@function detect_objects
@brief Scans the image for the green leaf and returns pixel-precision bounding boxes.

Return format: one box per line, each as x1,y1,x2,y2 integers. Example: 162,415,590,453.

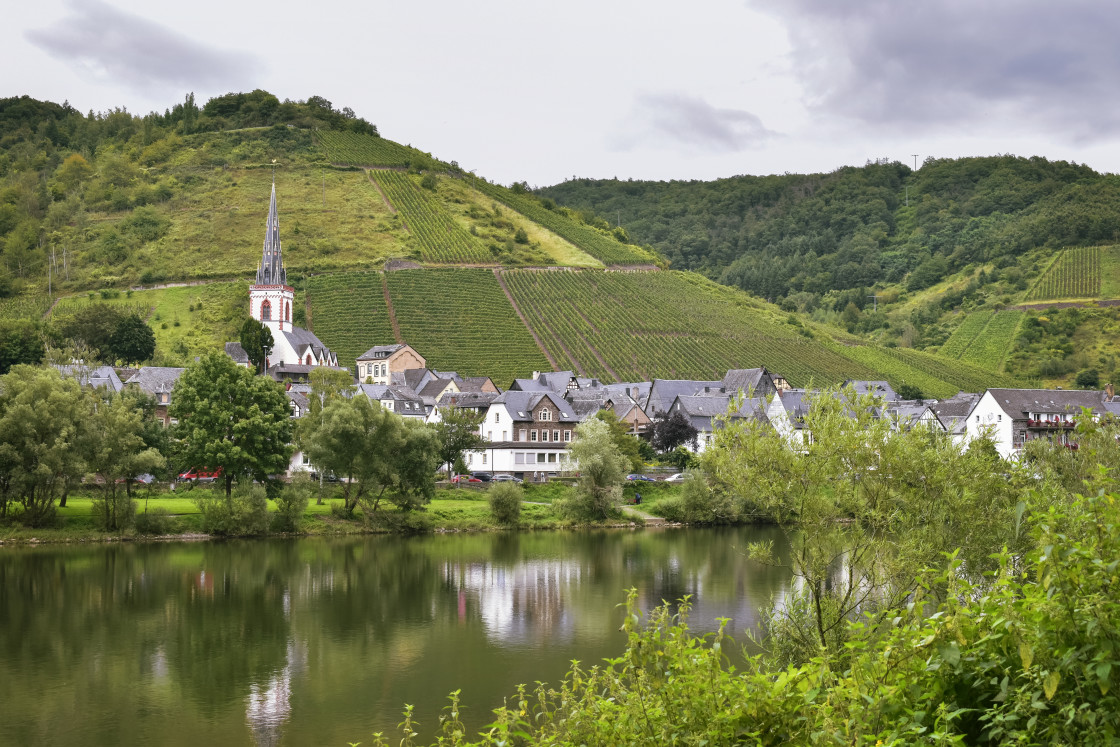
1019,642,1033,670
938,641,960,667
1043,670,1060,700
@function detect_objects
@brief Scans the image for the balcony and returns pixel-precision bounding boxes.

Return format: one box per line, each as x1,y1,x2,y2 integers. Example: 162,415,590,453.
1026,418,1074,429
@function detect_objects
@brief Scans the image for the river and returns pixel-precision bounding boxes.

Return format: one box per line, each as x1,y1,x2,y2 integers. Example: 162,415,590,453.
0,526,792,745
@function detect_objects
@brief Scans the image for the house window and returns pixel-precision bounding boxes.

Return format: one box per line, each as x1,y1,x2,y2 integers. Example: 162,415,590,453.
302,453,309,464
553,430,560,442
548,453,556,463
537,453,546,463
502,431,507,441
541,430,549,442
305,354,312,365
482,453,487,465
261,300,272,320
530,430,538,442
286,302,291,322
519,429,527,441
488,430,493,440
540,409,551,422
494,412,500,423
515,453,525,464
564,430,571,442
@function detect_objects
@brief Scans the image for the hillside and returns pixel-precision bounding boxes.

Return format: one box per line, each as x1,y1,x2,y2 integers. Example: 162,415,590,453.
0,92,1032,394
539,158,1120,387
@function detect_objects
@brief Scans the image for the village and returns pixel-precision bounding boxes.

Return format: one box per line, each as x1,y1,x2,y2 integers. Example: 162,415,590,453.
64,181,1120,480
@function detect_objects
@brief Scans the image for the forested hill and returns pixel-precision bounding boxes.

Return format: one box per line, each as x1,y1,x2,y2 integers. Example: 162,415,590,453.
538,158,1120,303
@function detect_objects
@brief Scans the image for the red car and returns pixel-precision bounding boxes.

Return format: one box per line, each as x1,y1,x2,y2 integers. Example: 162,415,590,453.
178,467,223,482
450,474,481,483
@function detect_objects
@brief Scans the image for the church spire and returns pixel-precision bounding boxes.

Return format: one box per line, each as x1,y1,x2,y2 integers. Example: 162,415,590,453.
254,176,287,286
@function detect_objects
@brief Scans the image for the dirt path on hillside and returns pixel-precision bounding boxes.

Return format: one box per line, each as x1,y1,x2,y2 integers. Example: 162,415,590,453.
493,269,560,370
381,273,403,344
42,278,239,320
1012,299,1120,311
367,170,396,214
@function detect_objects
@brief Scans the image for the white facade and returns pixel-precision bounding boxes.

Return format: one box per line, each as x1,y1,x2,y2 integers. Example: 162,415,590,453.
965,391,1019,459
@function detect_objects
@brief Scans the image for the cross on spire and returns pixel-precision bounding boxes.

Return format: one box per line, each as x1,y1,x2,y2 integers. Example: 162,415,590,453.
255,175,287,286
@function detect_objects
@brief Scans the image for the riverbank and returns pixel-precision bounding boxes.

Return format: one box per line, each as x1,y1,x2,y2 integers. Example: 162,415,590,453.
0,481,682,545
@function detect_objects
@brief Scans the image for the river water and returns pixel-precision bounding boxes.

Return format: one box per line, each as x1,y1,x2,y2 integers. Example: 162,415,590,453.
0,526,792,746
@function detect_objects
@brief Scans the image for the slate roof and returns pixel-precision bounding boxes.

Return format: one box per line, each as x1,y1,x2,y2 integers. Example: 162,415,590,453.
931,392,981,435
224,341,251,365
438,390,500,409
721,368,773,395
55,364,124,392
987,388,1106,418
253,179,287,287
508,378,552,392
458,377,495,393
884,402,944,432
125,367,186,395
646,379,722,415
281,326,335,362
672,394,769,432
287,391,310,417
357,343,405,360
843,380,899,401
493,390,578,421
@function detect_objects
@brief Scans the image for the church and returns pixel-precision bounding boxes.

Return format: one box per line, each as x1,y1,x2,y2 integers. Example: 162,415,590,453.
228,179,339,374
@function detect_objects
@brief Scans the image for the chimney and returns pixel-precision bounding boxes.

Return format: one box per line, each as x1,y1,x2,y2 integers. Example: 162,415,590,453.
1108,383,1115,400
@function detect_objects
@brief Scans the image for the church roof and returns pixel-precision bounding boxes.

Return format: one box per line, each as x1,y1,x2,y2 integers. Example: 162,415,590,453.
254,178,287,287
280,326,334,361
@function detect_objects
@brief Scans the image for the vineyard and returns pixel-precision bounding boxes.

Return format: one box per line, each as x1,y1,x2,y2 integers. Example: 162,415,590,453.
472,180,658,266
502,269,882,386
939,311,995,359
960,311,1023,370
316,131,432,169
384,269,550,383
0,293,51,321
304,274,396,366
835,343,1020,399
1026,246,1101,300
370,170,494,265
938,310,1024,372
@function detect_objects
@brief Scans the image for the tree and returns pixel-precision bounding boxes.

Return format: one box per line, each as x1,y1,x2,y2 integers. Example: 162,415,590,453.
108,313,156,364
0,321,44,373
169,352,293,499
567,418,630,520
432,405,485,477
897,383,925,400
56,303,125,360
651,409,698,453
1075,368,1100,389
301,395,439,517
86,393,166,530
55,153,92,193
593,409,643,471
295,366,355,503
239,318,274,375
0,365,91,525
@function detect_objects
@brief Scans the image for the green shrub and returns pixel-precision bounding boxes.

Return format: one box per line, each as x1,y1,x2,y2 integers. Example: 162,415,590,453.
679,471,737,524
272,474,311,532
194,483,269,536
91,490,135,531
135,507,177,535
369,509,434,534
488,483,523,525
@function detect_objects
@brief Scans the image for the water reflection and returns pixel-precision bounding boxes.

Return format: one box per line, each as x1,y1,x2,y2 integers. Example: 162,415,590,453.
0,526,792,745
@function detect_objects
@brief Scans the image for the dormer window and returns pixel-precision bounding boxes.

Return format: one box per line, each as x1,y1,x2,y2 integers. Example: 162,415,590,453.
539,409,551,422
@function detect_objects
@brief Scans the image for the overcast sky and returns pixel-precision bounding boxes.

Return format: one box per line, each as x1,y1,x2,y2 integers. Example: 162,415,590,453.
6,0,1120,186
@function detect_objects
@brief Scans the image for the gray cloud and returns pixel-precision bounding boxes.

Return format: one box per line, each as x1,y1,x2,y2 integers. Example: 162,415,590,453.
27,0,259,94
754,0,1120,140
616,93,778,153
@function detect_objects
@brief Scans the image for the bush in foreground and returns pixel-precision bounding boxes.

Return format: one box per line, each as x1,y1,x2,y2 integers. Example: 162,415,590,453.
487,483,523,525
354,492,1120,745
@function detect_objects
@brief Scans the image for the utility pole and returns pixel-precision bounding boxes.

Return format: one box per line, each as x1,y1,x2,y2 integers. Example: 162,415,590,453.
911,154,919,170
868,294,880,312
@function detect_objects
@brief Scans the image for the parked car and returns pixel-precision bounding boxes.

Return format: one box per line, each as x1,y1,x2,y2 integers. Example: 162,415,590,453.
116,473,156,485
626,473,657,482
663,473,686,483
450,474,482,483
470,472,493,482
492,474,523,483
178,467,223,482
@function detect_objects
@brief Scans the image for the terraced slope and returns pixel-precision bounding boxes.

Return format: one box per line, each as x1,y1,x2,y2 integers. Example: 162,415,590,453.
473,181,659,266
1026,246,1102,300
304,274,396,366
502,270,878,386
837,344,1020,399
371,170,493,264
938,310,1024,372
317,131,436,169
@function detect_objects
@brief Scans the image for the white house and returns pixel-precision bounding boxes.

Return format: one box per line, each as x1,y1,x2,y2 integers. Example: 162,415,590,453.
965,388,1106,459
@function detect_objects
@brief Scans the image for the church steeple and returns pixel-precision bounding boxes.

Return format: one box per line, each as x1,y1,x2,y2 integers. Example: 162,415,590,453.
255,176,287,286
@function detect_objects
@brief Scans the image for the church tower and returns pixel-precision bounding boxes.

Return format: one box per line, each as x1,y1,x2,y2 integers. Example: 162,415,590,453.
249,177,295,334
